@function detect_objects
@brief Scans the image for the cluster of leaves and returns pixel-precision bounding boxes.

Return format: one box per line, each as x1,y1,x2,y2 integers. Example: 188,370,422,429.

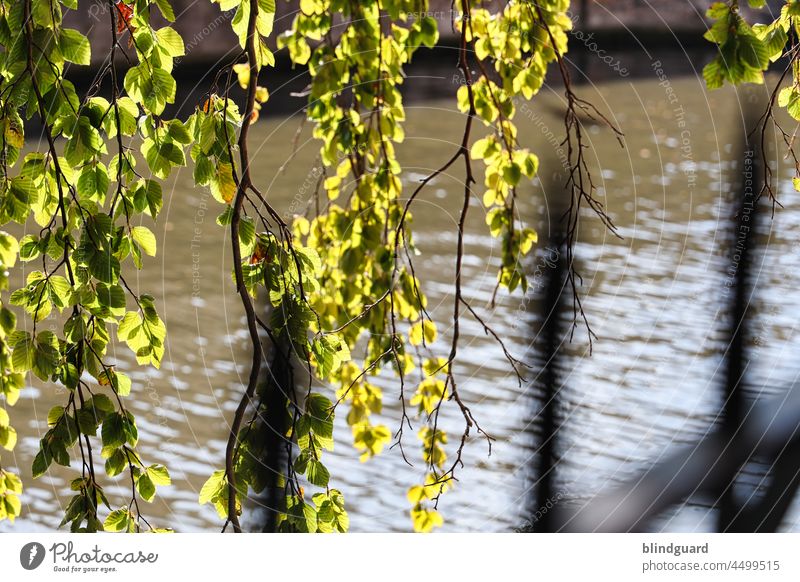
458,3,569,291
193,0,356,533
0,232,24,522
2,0,580,534
200,214,353,532
0,0,180,531
703,1,800,196
703,1,778,89
279,0,460,532
269,0,580,532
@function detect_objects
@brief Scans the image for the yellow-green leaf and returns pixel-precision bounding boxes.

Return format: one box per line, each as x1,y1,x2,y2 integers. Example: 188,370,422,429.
131,226,157,256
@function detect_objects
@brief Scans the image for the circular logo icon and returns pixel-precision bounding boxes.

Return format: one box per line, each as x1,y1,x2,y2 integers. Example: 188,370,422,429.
19,542,45,570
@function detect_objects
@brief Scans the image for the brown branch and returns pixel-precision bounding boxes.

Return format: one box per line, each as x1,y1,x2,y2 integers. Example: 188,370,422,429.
751,41,800,209
531,3,624,352
224,0,262,534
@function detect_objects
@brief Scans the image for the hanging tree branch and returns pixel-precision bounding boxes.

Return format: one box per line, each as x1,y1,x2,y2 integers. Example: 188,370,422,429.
224,0,261,535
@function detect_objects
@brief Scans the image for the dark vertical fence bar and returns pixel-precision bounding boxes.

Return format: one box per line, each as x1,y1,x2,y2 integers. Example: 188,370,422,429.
717,102,763,532
533,90,800,534
531,202,569,532
719,93,800,533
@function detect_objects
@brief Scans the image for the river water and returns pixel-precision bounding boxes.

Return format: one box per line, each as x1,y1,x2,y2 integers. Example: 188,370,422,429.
4,73,800,532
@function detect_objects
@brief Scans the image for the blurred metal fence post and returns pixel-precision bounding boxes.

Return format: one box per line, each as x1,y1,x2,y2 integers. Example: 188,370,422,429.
716,114,761,531
719,92,800,532
545,88,800,533
532,209,568,532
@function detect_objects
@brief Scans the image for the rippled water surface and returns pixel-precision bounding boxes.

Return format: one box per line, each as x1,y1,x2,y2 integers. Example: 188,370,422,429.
4,74,800,532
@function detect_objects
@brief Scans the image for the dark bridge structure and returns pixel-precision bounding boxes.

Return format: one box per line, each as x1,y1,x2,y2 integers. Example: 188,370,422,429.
527,98,800,533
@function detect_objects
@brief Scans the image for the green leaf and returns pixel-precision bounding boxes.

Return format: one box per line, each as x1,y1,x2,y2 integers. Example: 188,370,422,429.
409,319,436,346
0,425,16,451
32,332,60,380
419,16,439,48
151,69,177,109
104,448,126,477
137,473,156,502
306,459,329,488
4,472,22,494
95,282,126,311
754,23,788,62
99,369,131,397
32,0,62,28
198,114,217,154
131,226,157,257
210,162,236,204
47,405,65,427
103,508,131,532
105,97,139,137
32,450,51,478
3,493,20,522
77,164,109,202
143,180,163,218
216,206,233,226
65,116,103,167
303,501,317,532
238,216,255,254
113,373,132,397
154,0,176,21
503,162,522,186
167,120,192,144
156,27,185,57
117,311,142,341
296,246,321,275
142,138,185,179
199,469,225,504
88,249,121,284
91,394,115,416
59,28,91,65
194,155,215,185
125,65,176,115
76,408,99,435
738,34,768,70
11,333,34,373
48,275,72,310
702,58,725,90
146,464,171,486
310,335,350,379
0,307,15,334
19,235,40,262
779,86,800,120
123,411,138,446
306,393,333,421
4,114,24,149
0,232,19,267
101,413,126,449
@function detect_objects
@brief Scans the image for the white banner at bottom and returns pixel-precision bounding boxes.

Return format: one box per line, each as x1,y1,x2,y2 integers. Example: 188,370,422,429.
0,533,797,581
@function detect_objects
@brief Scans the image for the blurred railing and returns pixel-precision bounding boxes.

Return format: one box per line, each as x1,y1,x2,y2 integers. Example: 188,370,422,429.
527,99,800,533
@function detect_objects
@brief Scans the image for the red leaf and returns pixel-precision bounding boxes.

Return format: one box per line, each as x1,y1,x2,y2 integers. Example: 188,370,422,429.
249,243,268,265
115,1,133,35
